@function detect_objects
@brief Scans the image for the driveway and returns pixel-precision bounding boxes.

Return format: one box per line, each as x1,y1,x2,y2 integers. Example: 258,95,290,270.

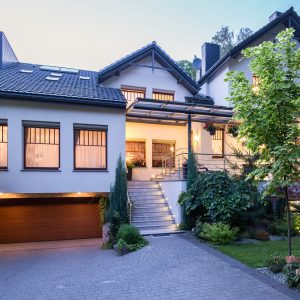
0,234,298,300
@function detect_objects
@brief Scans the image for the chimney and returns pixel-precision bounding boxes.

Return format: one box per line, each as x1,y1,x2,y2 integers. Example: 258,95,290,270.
201,42,220,74
269,11,282,22
192,55,202,81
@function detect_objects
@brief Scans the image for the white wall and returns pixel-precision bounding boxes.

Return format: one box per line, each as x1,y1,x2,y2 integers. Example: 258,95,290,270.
159,180,186,224
0,99,125,194
102,57,193,102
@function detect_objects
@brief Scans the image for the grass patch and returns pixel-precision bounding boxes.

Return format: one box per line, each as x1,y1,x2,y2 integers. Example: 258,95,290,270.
214,237,300,268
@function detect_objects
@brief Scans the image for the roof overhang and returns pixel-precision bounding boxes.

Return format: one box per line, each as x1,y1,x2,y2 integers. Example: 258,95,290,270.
126,98,233,125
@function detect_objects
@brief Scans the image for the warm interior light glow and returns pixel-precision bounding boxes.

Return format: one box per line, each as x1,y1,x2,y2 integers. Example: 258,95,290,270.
194,135,200,143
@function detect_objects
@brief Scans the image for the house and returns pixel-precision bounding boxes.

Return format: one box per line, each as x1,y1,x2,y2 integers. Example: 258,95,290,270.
197,7,300,105
1,7,299,242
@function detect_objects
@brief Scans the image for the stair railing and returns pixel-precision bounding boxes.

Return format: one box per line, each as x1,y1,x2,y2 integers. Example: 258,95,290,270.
127,191,132,224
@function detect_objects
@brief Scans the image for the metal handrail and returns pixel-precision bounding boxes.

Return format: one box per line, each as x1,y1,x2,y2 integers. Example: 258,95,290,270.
127,191,132,224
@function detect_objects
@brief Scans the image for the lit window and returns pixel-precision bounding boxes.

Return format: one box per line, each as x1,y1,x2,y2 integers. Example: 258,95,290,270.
74,127,107,170
252,75,260,93
152,141,175,167
126,141,146,167
212,129,224,158
24,124,60,169
0,121,8,169
121,86,145,103
152,90,174,101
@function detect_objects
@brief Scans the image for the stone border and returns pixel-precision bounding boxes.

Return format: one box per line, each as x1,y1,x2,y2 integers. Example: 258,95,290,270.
180,233,300,300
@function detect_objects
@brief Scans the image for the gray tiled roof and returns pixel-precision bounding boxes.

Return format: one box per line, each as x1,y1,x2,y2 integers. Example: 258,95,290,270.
0,63,126,107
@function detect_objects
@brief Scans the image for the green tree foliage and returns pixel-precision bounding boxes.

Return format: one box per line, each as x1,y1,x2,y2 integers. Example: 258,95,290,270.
177,60,196,80
106,155,128,223
226,28,300,255
187,152,198,190
184,171,260,225
212,26,253,56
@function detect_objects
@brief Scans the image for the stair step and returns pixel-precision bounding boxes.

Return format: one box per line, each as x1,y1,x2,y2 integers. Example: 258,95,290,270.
132,216,173,222
134,224,177,231
129,191,163,196
129,195,165,200
132,220,175,226
132,211,171,217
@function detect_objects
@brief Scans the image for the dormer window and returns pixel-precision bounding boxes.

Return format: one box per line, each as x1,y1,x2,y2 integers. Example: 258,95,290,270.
152,89,174,101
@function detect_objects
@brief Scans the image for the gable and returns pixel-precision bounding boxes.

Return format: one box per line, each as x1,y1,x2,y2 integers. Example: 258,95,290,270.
99,42,199,95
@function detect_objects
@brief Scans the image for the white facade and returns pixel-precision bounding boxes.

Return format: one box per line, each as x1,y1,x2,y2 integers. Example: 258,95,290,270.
102,57,193,102
0,99,125,194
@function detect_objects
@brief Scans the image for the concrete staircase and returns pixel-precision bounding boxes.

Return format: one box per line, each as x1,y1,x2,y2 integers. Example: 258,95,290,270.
128,181,177,235
154,169,181,181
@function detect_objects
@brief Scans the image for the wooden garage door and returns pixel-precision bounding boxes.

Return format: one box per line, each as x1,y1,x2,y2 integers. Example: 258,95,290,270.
0,199,101,243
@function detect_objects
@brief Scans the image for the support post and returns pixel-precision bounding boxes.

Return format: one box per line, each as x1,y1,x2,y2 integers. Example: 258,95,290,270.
188,113,192,154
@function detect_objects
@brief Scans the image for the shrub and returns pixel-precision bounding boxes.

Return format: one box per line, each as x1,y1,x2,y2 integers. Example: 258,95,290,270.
265,253,286,273
182,171,260,226
106,155,128,223
98,197,108,225
108,211,121,245
269,214,300,237
117,224,142,245
255,230,270,241
198,222,238,245
283,262,300,288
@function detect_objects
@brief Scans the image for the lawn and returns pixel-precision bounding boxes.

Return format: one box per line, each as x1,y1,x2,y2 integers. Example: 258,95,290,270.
215,237,300,268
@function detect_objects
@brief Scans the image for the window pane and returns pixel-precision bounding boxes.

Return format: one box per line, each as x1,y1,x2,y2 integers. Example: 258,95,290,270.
74,129,107,169
25,127,60,168
212,129,224,157
153,92,174,101
152,142,175,167
126,141,146,167
0,125,8,168
121,88,145,104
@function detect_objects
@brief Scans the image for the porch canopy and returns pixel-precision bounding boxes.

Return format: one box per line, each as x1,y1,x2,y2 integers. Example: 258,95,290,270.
126,98,234,151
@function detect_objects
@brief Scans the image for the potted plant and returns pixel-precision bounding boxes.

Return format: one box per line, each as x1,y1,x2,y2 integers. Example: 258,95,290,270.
203,122,216,136
227,124,239,137
126,161,135,181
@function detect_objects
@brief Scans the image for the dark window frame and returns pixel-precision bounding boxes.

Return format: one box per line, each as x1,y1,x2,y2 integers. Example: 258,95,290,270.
23,122,60,170
0,120,8,170
152,141,175,168
73,126,108,171
121,86,146,102
212,128,224,158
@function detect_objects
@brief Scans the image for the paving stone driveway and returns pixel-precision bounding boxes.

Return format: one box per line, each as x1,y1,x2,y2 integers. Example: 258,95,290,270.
0,234,298,300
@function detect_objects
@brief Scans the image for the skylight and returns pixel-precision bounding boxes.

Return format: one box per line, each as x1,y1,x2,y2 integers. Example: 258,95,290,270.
20,69,33,73
40,65,60,71
79,76,90,80
60,67,79,74
46,76,60,81
50,73,63,77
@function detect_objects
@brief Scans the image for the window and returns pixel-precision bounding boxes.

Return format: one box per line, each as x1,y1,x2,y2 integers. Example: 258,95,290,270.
121,86,145,103
74,125,107,170
212,129,224,158
0,121,8,169
126,141,146,167
152,141,175,167
152,90,174,101
24,123,60,169
252,75,260,93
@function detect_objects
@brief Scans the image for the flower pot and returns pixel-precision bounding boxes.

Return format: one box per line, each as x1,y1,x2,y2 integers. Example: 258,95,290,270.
209,128,216,135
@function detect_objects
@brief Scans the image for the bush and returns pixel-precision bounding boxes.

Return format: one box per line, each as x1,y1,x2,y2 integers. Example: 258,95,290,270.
265,253,286,273
283,262,300,288
255,230,270,241
198,222,238,245
182,171,261,226
108,211,121,245
269,214,300,237
117,224,143,245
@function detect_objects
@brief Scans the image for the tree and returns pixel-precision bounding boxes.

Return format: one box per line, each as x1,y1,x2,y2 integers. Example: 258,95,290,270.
226,28,300,255
106,155,129,223
237,27,253,44
177,60,196,80
212,26,253,56
212,26,234,56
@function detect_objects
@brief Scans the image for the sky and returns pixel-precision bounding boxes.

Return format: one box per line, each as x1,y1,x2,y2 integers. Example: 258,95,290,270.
1,0,299,71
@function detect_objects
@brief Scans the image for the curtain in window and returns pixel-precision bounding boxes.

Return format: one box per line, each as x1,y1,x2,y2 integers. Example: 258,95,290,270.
74,129,106,169
0,125,8,168
25,127,59,168
126,141,146,167
152,92,174,101
212,129,224,157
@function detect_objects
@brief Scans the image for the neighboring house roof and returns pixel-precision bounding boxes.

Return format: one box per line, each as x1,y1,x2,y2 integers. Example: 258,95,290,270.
0,32,18,69
0,63,126,108
99,41,200,95
185,94,214,105
197,7,300,85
